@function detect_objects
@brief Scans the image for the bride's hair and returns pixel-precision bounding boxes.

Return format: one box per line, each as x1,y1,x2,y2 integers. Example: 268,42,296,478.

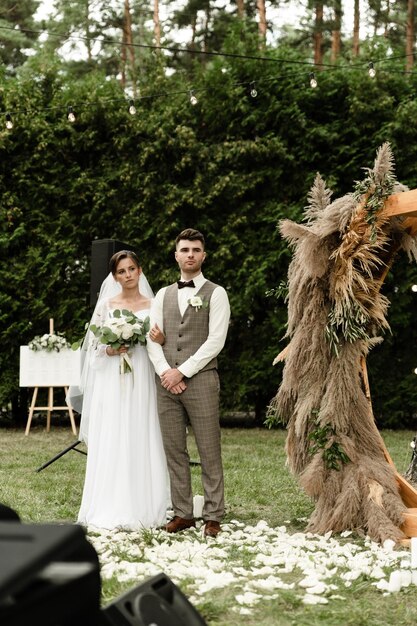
109,250,141,275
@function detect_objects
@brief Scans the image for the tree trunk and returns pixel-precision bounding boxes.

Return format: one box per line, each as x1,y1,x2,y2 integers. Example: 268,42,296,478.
331,0,342,62
153,0,161,49
257,0,267,47
352,0,360,56
237,0,245,18
406,0,415,71
190,15,197,50
85,0,92,62
203,5,211,55
384,0,391,38
372,0,381,36
122,0,136,95
314,2,324,66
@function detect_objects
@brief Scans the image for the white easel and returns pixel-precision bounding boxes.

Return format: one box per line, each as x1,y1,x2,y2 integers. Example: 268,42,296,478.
23,319,78,436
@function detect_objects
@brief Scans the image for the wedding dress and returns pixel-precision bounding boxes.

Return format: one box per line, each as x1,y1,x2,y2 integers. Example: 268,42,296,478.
77,301,168,530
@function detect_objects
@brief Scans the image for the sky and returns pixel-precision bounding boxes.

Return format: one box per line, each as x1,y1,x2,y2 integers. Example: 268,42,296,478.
33,0,368,61
34,0,366,38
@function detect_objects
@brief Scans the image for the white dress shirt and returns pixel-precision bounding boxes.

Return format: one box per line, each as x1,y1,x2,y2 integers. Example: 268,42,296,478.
147,272,230,378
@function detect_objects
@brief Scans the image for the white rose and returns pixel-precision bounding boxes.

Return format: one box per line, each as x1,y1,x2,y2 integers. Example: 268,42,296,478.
121,324,134,340
108,319,124,333
189,296,203,308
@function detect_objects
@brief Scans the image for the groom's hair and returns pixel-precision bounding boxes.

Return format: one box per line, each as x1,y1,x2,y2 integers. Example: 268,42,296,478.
175,228,205,248
109,250,141,275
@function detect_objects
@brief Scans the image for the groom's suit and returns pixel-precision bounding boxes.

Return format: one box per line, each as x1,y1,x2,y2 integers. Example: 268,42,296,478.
147,273,230,522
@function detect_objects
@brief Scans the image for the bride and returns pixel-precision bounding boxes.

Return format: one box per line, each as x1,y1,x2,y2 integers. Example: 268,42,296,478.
72,250,168,530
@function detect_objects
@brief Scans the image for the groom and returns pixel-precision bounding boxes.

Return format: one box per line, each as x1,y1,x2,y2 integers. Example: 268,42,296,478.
147,228,230,537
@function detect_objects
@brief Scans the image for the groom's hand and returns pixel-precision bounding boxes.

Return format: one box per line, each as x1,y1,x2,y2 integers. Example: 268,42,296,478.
161,368,184,391
169,381,187,395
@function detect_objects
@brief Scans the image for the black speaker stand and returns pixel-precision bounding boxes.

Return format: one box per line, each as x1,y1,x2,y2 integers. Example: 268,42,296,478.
36,440,87,473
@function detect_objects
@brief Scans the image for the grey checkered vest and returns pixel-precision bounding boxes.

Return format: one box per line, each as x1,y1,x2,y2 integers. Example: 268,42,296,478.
162,280,218,373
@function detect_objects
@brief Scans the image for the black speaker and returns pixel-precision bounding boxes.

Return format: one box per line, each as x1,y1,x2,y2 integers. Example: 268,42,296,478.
0,521,103,626
90,239,136,307
0,503,20,521
103,573,207,626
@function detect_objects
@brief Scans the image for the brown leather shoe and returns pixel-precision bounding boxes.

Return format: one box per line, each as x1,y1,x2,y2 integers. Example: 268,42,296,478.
166,516,196,533
204,520,221,537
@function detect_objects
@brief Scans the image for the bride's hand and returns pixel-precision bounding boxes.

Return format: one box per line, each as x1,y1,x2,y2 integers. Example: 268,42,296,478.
150,323,165,345
106,346,128,356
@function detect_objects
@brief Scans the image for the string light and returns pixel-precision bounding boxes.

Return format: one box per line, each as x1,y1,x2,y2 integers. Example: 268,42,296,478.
411,284,417,292
0,57,414,124
414,367,417,375
128,99,137,115
5,112,13,130
368,62,376,78
67,106,76,123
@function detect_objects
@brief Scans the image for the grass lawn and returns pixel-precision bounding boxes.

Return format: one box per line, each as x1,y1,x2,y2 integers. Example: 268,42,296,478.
0,424,416,625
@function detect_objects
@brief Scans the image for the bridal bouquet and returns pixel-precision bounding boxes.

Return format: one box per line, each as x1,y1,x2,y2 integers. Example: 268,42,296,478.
90,309,150,374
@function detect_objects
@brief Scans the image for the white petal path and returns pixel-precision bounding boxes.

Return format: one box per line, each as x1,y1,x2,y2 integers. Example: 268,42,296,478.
87,519,416,615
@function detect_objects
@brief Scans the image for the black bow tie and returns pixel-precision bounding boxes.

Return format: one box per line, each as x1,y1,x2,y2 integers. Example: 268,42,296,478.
177,280,195,289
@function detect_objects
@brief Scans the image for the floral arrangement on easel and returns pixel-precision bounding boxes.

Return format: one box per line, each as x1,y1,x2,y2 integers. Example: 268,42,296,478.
28,318,70,353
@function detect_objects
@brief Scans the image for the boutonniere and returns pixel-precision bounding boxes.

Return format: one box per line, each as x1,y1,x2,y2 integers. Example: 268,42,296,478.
188,295,209,311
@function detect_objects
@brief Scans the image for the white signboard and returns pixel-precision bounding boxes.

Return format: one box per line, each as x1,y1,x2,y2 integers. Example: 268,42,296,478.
19,347,81,387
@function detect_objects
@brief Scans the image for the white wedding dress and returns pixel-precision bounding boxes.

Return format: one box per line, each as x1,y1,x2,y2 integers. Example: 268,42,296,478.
77,305,168,530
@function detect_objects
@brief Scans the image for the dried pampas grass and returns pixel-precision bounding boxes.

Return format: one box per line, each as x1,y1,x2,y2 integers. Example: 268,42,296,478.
269,143,417,542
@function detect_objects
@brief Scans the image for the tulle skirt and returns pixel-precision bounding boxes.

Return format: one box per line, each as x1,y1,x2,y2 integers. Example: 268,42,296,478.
78,340,168,530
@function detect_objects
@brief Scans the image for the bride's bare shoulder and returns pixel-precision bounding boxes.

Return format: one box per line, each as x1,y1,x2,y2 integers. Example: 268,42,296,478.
108,296,124,308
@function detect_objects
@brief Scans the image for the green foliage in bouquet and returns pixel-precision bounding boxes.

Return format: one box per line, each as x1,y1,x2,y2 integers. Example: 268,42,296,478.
90,309,150,351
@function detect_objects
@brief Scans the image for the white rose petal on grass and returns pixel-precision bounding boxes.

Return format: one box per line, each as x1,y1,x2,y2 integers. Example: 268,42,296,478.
235,591,263,606
341,570,362,581
369,566,386,579
249,577,294,591
306,582,328,595
233,607,253,615
196,571,237,594
401,570,412,587
383,539,396,552
298,576,322,588
303,594,329,605
251,565,275,576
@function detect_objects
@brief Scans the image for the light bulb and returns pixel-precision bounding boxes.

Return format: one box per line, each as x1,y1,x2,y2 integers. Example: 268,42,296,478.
368,62,376,78
309,72,318,88
5,112,13,130
412,284,417,292
250,82,257,98
67,106,76,123
414,367,417,375
128,99,136,115
189,91,198,106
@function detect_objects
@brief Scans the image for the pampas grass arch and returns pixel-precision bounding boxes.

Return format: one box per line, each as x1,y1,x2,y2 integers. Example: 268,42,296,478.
270,143,417,543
